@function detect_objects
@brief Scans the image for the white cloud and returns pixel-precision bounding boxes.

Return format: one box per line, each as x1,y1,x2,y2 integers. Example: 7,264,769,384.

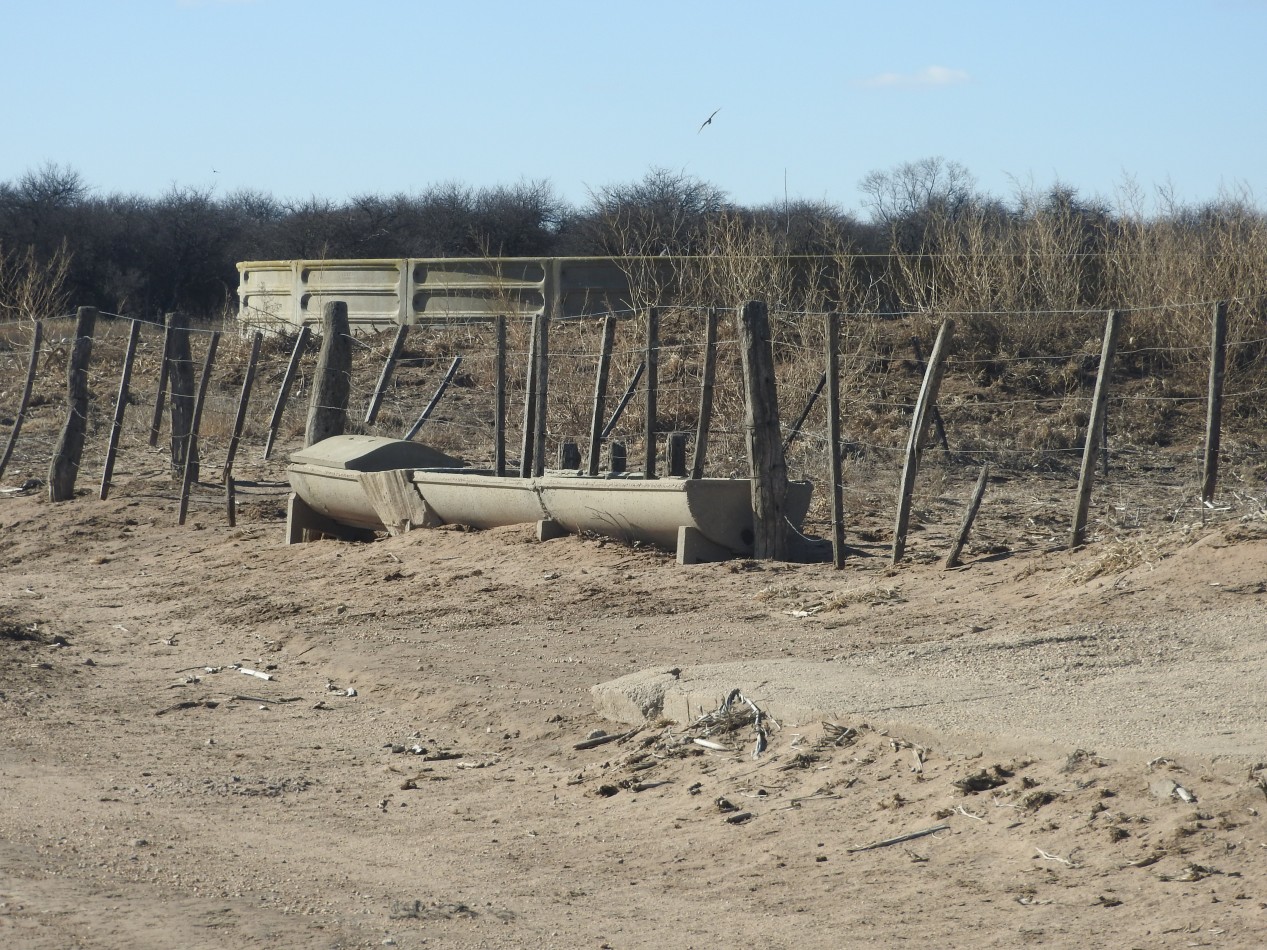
862,66,970,89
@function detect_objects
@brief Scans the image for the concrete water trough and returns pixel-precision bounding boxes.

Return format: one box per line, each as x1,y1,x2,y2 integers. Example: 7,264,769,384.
286,435,814,563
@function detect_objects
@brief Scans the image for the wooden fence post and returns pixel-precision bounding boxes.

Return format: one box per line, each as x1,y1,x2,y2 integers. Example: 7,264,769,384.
48,307,97,501
1070,309,1122,548
520,314,539,477
0,318,42,481
892,317,954,564
262,325,309,460
404,355,462,440
690,307,719,480
586,315,616,476
100,318,141,499
221,330,262,481
364,323,409,425
1201,300,1229,503
910,334,950,455
825,312,846,569
944,463,990,569
608,440,626,474
494,315,507,476
306,302,351,447
148,315,172,447
737,300,788,560
558,440,581,469
167,311,195,479
532,312,550,477
601,361,645,440
643,306,659,479
177,331,220,525
666,431,688,477
782,372,827,455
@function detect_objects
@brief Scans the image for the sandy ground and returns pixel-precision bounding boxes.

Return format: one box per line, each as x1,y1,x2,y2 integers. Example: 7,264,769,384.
3,476,1267,949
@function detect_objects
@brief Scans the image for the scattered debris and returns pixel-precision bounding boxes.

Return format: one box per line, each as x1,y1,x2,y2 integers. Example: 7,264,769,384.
847,823,952,854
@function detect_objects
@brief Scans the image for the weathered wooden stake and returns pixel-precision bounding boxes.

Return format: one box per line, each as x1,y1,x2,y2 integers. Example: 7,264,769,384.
177,331,220,525
520,314,539,477
944,464,990,569
643,306,660,479
48,307,97,501
0,318,42,481
601,361,645,440
690,307,719,480
405,355,463,440
225,476,236,527
1201,300,1229,503
608,440,626,474
782,372,827,455
306,302,352,447
892,318,955,564
532,313,550,477
221,330,262,481
737,301,788,560
262,325,310,460
910,334,951,455
558,440,581,469
825,312,846,569
586,315,616,476
494,315,507,476
666,432,688,477
364,323,409,424
1071,309,1122,548
148,315,173,447
100,319,142,499
167,312,195,479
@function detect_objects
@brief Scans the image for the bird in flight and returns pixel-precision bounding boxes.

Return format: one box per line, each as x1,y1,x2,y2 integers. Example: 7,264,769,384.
697,108,721,133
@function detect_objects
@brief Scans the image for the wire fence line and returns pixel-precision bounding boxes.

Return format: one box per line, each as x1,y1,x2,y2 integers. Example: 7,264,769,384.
1,300,1264,557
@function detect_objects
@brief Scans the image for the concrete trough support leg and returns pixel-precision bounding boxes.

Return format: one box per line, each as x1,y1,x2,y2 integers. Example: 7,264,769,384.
676,525,733,565
287,492,356,544
537,519,567,542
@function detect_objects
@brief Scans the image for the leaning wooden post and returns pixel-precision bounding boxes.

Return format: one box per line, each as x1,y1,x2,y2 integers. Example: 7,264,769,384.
1070,309,1122,548
167,311,195,479
262,325,310,460
404,355,462,440
532,311,550,477
305,301,351,447
944,463,990,569
782,372,827,455
910,335,950,455
0,318,42,481
737,301,789,560
100,318,142,499
643,306,660,479
1201,300,1229,504
220,330,262,482
364,323,409,425
690,307,719,480
586,315,616,476
494,315,507,476
892,317,954,564
825,312,846,569
48,306,97,501
177,331,221,525
148,314,173,447
519,314,539,478
601,361,645,440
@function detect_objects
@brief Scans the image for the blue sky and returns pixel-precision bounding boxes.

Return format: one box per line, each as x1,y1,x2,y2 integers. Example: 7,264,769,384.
3,0,1265,216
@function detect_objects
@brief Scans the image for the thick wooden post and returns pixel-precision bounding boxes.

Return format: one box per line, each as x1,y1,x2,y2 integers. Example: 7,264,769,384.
608,440,626,474
825,312,846,569
167,311,195,479
944,464,990,569
586,315,616,476
405,355,462,440
177,331,220,524
221,330,262,481
643,306,659,479
0,318,42,481
532,312,550,477
306,302,351,447
364,323,409,424
262,325,309,460
892,317,954,564
558,440,582,469
148,315,173,447
100,318,142,499
666,432,688,477
520,314,539,477
690,307,719,480
737,301,788,560
48,307,97,501
1201,301,1229,503
1071,310,1122,548
494,315,507,476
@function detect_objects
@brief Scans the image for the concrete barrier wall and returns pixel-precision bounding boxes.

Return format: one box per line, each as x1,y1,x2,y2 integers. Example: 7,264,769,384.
238,257,645,334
